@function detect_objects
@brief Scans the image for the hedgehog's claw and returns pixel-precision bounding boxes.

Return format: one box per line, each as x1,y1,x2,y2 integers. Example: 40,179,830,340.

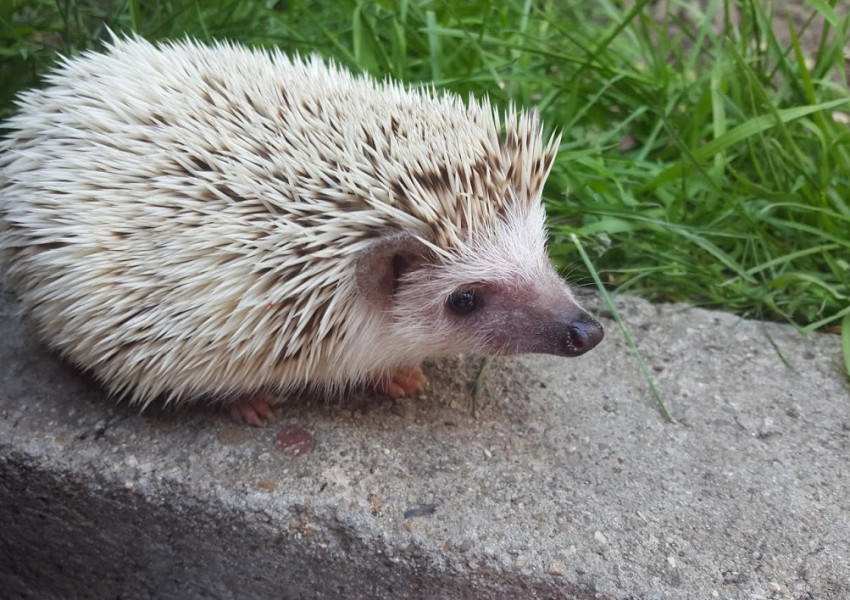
229,392,276,427
373,365,427,398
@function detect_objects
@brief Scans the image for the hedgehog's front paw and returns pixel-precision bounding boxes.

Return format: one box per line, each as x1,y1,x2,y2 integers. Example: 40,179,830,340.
228,391,277,426
372,365,427,398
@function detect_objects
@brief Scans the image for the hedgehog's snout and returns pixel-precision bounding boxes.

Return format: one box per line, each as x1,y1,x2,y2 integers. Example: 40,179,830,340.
562,313,604,356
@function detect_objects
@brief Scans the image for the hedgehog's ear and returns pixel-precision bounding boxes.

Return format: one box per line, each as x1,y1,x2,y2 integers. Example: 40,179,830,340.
355,231,433,309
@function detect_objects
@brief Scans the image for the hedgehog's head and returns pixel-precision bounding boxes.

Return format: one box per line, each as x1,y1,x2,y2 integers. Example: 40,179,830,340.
354,199,603,365
344,103,602,371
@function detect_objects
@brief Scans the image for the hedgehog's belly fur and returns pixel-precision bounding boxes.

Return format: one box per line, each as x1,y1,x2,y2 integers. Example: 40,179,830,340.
4,227,411,406
6,235,353,404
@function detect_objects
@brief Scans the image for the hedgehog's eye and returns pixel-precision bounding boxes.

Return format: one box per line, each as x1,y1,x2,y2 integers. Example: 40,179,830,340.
447,290,479,315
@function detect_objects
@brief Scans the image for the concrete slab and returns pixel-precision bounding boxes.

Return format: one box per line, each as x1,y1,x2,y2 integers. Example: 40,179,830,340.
1,288,848,599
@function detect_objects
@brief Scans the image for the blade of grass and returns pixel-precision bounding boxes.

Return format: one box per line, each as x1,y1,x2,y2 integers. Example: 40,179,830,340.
842,312,850,380
802,303,850,334
641,98,850,191
425,9,441,80
571,233,677,423
286,0,357,65
804,0,842,29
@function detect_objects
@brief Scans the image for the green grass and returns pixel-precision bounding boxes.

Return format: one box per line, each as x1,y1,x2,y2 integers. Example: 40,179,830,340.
2,0,849,376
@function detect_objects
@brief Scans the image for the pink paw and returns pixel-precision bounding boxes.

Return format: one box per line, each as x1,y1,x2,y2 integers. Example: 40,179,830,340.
372,365,427,398
228,391,276,426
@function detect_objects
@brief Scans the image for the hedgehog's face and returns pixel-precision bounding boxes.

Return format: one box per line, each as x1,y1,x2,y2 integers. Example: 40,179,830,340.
386,256,603,361
438,278,603,357
355,205,603,365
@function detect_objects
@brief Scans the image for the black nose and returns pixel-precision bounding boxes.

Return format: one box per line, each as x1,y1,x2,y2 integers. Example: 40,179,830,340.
563,314,604,356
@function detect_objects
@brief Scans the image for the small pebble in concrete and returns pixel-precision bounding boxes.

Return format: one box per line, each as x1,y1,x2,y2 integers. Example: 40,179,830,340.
403,503,440,519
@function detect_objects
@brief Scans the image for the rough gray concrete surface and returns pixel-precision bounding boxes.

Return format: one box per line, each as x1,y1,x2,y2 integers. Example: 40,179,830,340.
1,287,848,600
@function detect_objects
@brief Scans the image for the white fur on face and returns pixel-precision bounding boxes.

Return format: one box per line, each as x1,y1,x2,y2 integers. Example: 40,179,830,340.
355,200,583,371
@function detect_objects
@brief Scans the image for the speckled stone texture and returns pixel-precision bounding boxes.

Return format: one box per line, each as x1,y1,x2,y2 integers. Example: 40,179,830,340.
1,286,848,599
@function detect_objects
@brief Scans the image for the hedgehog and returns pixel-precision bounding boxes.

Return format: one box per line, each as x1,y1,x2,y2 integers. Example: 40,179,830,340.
0,35,603,425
